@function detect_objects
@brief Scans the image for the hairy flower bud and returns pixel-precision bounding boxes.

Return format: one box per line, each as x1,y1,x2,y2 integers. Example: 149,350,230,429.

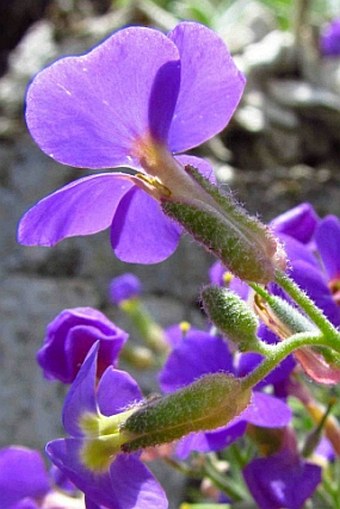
121,373,251,452
163,166,286,284
202,285,259,351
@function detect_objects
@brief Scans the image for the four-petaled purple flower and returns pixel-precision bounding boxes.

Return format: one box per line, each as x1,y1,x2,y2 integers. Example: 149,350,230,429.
0,446,83,508
37,307,128,383
18,22,245,264
46,343,168,509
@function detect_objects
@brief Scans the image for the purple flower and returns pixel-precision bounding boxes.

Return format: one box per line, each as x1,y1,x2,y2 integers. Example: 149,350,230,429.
0,446,50,509
158,330,291,458
37,307,128,384
109,273,142,305
271,202,319,245
320,19,340,56
18,22,245,264
243,449,321,509
46,343,167,509
271,207,340,382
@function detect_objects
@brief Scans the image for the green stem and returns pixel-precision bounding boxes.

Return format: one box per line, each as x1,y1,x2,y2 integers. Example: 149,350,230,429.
275,270,340,348
204,455,244,501
240,331,325,391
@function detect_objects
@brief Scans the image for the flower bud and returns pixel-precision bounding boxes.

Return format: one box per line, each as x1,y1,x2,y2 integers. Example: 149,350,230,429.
162,165,286,284
37,307,128,383
121,373,251,452
109,273,142,305
202,285,259,351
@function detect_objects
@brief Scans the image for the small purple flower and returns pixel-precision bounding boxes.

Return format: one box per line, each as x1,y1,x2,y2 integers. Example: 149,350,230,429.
320,19,340,57
243,449,321,509
18,22,245,264
109,273,143,305
0,446,50,509
37,307,128,383
271,204,340,382
46,343,167,509
159,330,292,458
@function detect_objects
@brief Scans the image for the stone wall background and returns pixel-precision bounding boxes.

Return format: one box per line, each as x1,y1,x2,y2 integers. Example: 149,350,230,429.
0,1,339,505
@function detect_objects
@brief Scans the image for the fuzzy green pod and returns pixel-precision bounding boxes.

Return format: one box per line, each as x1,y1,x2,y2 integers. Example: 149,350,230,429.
162,165,286,284
202,285,260,351
121,373,251,452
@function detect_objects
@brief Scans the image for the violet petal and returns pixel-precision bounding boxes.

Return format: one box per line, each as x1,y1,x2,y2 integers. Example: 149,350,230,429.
18,173,133,246
97,367,142,417
168,22,245,152
26,27,180,168
0,447,50,509
110,187,181,264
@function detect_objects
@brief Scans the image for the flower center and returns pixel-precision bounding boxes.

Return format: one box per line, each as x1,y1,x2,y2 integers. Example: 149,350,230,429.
79,409,138,472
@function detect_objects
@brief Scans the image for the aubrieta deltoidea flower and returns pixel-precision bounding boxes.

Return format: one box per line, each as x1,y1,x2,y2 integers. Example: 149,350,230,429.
0,445,83,508
37,307,128,383
18,22,245,264
46,343,167,509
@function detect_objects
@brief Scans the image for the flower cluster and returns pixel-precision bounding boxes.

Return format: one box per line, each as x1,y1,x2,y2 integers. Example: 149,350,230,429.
8,13,340,509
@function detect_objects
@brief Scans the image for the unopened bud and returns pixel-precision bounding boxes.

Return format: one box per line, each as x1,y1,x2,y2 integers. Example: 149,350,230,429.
202,286,259,352
121,373,251,452
163,166,286,284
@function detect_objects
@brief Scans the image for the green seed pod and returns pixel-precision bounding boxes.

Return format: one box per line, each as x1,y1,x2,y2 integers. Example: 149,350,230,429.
202,285,259,351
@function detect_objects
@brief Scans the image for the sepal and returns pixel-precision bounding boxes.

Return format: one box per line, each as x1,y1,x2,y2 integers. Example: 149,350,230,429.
121,374,251,451
162,165,286,284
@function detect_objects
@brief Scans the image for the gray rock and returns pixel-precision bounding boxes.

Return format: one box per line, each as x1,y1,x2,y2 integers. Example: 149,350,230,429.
241,30,296,76
217,0,277,54
0,275,99,448
268,79,340,112
0,21,57,116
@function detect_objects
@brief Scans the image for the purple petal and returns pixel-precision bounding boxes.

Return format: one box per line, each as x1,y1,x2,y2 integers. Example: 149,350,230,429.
46,439,117,509
243,453,321,509
279,234,319,268
168,22,245,152
26,27,180,168
46,440,167,509
315,215,340,280
109,455,168,509
148,60,180,141
97,368,142,416
176,421,247,459
67,325,127,379
110,187,181,264
0,446,50,509
62,344,98,437
37,307,128,383
320,19,340,57
271,203,319,244
240,392,292,428
159,333,234,393
18,173,133,246
10,499,39,509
